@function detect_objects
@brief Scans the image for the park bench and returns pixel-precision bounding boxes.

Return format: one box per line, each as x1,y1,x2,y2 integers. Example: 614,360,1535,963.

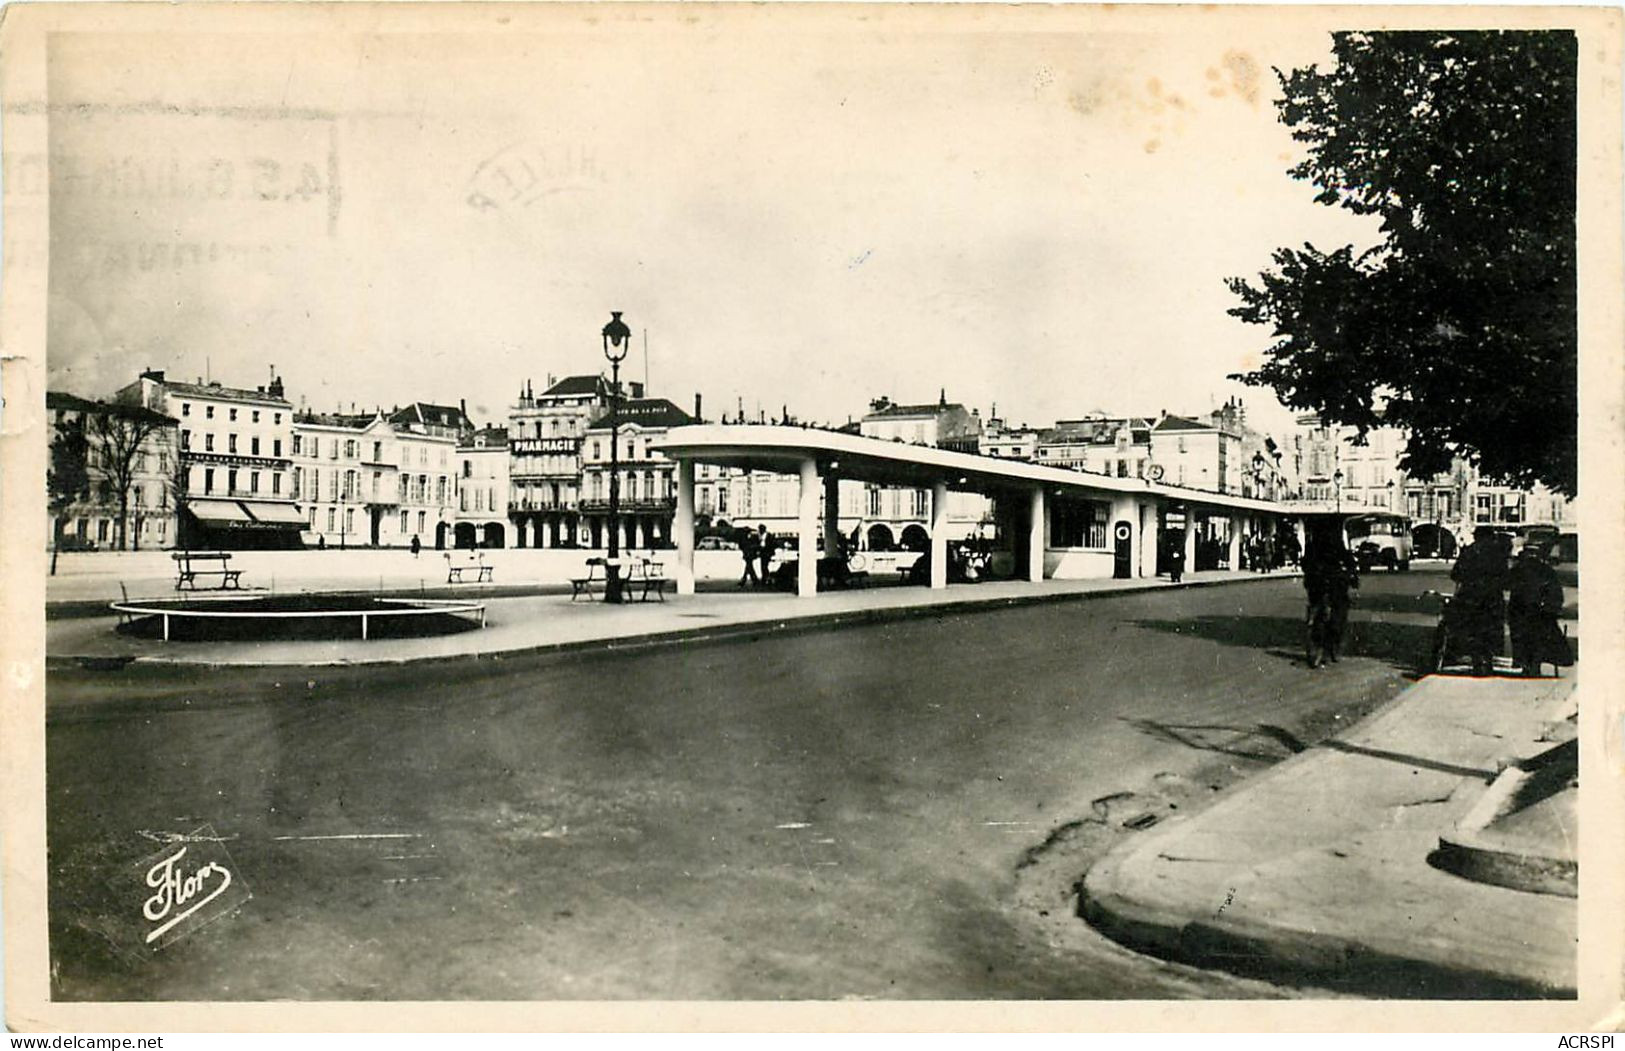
173,550,243,591
625,558,671,602
445,553,493,584
571,557,606,600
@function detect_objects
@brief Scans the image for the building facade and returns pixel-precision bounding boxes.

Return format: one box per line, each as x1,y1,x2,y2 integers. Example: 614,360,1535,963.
579,397,693,549
291,411,458,549
47,391,179,552
114,369,303,548
456,426,511,549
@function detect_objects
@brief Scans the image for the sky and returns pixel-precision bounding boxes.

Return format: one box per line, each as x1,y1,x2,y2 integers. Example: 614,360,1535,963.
44,8,1381,444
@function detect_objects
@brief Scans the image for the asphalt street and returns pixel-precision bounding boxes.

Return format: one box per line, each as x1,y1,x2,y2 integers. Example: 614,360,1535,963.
46,570,1449,1001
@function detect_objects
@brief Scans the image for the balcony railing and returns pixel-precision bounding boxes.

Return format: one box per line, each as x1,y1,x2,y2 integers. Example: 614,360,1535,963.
510,498,577,512
578,496,676,513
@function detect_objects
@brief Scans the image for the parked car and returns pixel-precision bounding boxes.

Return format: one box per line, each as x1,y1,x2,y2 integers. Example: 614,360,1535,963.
696,536,738,551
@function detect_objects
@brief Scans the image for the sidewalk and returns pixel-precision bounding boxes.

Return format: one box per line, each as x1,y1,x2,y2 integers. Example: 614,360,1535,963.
1080,672,1579,998
46,567,1295,668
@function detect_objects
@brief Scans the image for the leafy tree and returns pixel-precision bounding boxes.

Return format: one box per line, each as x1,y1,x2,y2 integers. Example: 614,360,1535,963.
1228,30,1577,494
48,413,90,575
86,404,171,552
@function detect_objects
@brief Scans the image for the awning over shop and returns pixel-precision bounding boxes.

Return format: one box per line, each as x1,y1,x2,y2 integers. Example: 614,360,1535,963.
187,499,253,525
241,501,307,526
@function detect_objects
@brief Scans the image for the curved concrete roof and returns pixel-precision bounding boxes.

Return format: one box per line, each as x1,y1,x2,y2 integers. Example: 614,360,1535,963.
653,424,1288,514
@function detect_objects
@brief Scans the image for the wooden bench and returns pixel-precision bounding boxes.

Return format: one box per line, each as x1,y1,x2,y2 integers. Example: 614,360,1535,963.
446,562,493,584
625,559,671,602
571,557,606,600
173,551,243,591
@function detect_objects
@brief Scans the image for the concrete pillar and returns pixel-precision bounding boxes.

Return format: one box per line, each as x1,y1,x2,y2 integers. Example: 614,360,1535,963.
797,458,819,598
1184,510,1199,571
1139,500,1160,578
675,459,695,595
1228,514,1243,570
823,473,841,559
1027,487,1045,583
930,481,949,590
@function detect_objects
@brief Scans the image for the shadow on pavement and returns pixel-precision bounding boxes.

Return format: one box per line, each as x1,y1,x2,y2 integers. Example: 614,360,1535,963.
1131,614,1435,672
1121,719,1308,764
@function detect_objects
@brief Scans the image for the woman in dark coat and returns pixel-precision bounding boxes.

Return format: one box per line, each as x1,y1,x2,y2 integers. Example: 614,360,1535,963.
1507,545,1571,677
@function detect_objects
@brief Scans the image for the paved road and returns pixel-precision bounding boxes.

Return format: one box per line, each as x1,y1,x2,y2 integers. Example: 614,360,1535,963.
47,571,1447,1001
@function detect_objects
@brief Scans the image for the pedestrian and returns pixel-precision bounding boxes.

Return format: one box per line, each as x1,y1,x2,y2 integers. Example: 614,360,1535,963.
410,534,421,558
1166,534,1185,584
1302,528,1359,668
758,526,776,584
1450,526,1511,676
1507,543,1571,678
738,527,761,588
318,534,326,551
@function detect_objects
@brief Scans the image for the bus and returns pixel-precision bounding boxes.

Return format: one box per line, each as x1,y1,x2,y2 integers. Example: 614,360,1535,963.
1345,512,1413,572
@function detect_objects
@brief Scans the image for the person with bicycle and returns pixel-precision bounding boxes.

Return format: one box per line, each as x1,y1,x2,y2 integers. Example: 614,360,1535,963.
1303,526,1359,668
1450,526,1511,676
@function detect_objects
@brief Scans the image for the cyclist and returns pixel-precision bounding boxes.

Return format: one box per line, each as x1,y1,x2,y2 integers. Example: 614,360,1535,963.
1303,529,1360,668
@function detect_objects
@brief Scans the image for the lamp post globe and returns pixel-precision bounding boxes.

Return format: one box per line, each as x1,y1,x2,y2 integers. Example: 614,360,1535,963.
602,312,632,603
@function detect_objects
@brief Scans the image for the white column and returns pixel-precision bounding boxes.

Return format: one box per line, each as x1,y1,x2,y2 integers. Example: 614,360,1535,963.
930,481,949,589
1139,500,1160,578
798,458,819,598
1228,514,1244,570
675,459,696,596
1110,495,1138,579
1185,510,1199,570
1027,487,1045,583
823,473,841,559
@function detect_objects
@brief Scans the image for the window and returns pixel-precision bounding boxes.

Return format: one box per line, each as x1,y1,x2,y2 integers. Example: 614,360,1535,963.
204,468,215,494
329,440,338,461
345,508,355,533
228,469,239,493
293,434,302,454
417,511,426,533
97,520,109,542
591,441,601,461
250,471,260,493
273,473,281,495
1177,437,1187,453
181,430,192,450
251,437,261,456
373,442,382,462
206,406,215,419
1052,500,1109,548
229,434,238,454
310,508,319,530
252,410,260,423
133,485,143,507
345,440,357,460
182,403,191,416
205,434,215,452
328,508,336,531
401,510,409,533
229,408,238,422
273,439,282,457
275,413,282,424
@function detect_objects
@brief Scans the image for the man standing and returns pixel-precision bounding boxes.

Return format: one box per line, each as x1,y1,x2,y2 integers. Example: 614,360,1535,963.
758,525,776,585
738,527,761,588
1303,527,1360,668
1166,532,1185,584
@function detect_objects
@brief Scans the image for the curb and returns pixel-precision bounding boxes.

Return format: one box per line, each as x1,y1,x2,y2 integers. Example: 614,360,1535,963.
47,571,1301,673
1076,674,1578,999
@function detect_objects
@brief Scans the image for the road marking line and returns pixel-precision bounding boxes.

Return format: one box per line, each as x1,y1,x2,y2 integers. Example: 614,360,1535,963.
272,833,419,841
775,822,811,829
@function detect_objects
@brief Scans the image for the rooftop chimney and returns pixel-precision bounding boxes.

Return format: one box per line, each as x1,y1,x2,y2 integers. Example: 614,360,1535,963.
694,392,702,422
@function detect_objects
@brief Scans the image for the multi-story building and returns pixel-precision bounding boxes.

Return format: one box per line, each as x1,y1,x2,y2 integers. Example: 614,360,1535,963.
980,408,1042,461
860,392,983,451
507,375,618,548
47,391,179,552
456,426,511,549
579,397,694,549
292,410,458,549
1035,416,1156,479
113,369,303,548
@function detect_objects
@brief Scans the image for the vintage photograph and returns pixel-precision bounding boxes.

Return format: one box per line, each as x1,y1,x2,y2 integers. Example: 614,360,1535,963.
4,1,1620,1027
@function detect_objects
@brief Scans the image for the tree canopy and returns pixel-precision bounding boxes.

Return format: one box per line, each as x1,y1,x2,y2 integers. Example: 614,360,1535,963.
1228,30,1577,495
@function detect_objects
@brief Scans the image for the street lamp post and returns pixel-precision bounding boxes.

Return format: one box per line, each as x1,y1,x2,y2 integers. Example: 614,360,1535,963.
1333,469,1343,514
602,311,632,603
